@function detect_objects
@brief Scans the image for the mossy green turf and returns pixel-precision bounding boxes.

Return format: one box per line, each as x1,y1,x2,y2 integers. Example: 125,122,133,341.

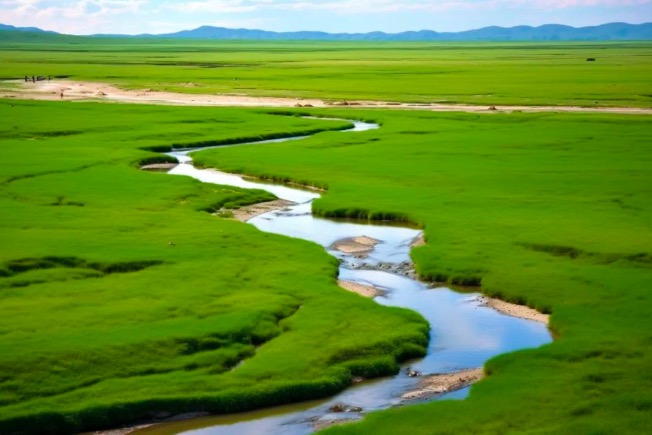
0,36,651,107
194,109,652,433
0,100,429,434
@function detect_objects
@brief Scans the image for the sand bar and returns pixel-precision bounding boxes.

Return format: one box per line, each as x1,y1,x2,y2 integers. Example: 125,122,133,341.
480,296,550,324
331,236,381,255
231,199,295,222
338,280,384,298
401,368,484,400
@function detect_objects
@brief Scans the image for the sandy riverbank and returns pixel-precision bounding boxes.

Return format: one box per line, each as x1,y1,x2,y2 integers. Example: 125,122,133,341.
480,296,550,324
401,368,484,401
87,425,151,435
140,163,178,171
86,412,211,435
411,234,426,248
3,80,651,115
338,280,384,298
231,199,295,222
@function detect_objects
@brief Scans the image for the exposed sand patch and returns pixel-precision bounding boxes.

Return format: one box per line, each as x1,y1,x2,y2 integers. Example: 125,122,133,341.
88,412,210,435
312,418,358,431
230,199,295,222
86,424,152,435
479,296,550,324
345,100,652,115
330,236,381,255
338,280,384,298
411,234,426,247
401,368,484,401
3,80,326,108
3,79,651,115
140,163,178,171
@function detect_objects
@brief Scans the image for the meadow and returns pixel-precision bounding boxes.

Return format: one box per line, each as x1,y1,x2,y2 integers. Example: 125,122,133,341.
0,101,428,434
0,36,651,434
0,35,651,107
195,109,652,433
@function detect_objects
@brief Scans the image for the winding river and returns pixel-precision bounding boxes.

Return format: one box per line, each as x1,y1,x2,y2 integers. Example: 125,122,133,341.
137,119,551,434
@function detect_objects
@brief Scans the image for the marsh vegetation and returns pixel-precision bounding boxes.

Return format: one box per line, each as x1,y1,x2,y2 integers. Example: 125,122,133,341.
0,38,650,434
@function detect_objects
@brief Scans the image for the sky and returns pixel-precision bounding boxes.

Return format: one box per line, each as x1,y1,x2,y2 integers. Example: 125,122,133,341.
0,0,651,35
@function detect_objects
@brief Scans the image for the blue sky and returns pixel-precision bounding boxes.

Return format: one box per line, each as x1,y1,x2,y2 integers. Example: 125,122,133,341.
1,0,650,35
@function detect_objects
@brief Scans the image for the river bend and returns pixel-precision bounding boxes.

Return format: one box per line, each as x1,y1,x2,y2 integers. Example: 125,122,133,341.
137,119,551,434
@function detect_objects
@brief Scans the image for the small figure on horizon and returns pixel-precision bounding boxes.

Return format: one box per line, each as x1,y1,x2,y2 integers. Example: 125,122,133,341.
24,76,28,82
60,90,64,99
31,76,35,83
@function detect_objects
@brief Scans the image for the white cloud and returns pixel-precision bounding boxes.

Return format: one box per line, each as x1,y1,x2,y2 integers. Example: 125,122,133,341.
166,0,259,13
161,0,652,15
161,0,480,15
148,17,269,33
0,0,149,33
533,0,650,7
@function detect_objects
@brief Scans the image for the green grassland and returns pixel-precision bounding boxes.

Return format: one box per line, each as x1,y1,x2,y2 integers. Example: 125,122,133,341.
0,100,429,434
193,109,652,433
0,36,651,107
0,36,651,434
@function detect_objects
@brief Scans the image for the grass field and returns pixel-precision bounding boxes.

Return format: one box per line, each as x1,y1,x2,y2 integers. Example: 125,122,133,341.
0,101,428,434
0,36,651,434
194,108,652,433
1,35,651,107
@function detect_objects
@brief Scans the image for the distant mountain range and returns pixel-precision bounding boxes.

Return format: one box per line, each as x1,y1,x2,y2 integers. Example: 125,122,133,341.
154,23,652,41
0,23,57,34
2,22,651,41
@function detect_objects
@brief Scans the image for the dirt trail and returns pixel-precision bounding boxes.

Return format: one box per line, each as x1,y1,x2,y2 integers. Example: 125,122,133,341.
3,80,651,114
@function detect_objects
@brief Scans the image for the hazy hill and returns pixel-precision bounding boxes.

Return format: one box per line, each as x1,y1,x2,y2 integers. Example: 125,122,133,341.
0,23,56,34
157,22,652,41
1,22,651,41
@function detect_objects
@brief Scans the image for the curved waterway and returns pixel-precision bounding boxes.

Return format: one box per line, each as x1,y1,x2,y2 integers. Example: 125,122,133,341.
138,119,551,435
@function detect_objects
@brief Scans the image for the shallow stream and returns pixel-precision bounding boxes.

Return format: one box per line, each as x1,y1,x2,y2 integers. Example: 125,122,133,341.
137,119,551,434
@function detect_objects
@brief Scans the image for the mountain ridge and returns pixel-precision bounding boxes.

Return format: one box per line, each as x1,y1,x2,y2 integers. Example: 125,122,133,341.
0,23,56,34
154,22,652,41
1,22,651,41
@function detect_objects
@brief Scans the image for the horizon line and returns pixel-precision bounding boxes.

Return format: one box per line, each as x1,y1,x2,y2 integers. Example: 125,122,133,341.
2,20,650,37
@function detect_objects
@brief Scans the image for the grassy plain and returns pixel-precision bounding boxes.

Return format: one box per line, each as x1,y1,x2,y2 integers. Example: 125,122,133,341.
0,36,651,434
0,101,428,434
195,109,652,433
0,35,651,107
